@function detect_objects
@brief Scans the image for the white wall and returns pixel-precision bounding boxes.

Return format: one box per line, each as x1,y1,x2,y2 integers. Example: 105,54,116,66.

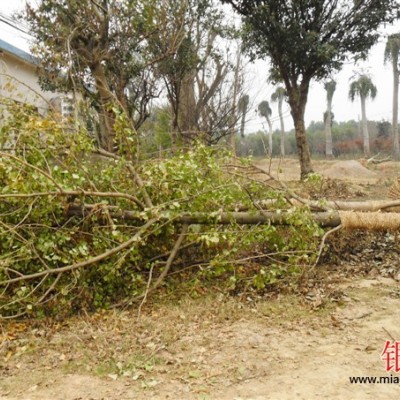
0,51,53,114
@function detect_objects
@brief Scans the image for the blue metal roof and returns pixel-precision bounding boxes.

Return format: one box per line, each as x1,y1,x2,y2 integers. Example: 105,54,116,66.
0,38,36,65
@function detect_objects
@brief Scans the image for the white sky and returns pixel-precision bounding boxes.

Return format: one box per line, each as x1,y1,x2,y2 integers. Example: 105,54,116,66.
0,1,398,133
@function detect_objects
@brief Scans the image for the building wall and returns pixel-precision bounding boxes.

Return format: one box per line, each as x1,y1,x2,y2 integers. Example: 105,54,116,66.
0,51,54,114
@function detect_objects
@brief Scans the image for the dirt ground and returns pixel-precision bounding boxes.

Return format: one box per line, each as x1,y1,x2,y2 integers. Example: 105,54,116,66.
1,277,400,400
256,157,399,187
1,158,400,400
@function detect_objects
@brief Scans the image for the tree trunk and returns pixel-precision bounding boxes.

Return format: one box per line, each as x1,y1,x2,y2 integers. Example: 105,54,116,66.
278,99,285,157
325,99,333,159
91,63,117,152
178,72,197,144
287,84,313,178
230,48,241,156
360,96,370,157
171,109,179,152
240,107,247,138
392,58,399,160
267,118,273,156
67,204,400,231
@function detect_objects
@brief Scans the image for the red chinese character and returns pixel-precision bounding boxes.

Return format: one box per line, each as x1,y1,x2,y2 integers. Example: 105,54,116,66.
381,341,400,373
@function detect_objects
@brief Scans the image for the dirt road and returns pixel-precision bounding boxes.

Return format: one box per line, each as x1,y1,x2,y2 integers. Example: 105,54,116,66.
1,277,400,400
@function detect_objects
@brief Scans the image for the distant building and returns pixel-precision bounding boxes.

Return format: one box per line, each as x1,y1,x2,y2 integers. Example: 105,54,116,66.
0,38,69,116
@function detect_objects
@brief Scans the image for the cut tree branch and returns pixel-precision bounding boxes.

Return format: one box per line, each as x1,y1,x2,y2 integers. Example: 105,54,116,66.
66,203,400,230
0,218,158,285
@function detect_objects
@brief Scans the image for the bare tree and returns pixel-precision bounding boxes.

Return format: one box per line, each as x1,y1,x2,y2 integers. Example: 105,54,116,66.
156,0,240,146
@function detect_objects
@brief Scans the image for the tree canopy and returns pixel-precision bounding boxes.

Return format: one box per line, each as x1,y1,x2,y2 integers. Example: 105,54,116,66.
23,0,183,151
349,75,377,102
223,1,399,82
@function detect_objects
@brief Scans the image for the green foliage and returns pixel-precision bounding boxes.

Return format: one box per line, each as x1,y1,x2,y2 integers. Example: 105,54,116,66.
224,0,399,82
303,173,325,198
349,74,377,102
22,0,181,139
0,104,323,318
139,105,173,156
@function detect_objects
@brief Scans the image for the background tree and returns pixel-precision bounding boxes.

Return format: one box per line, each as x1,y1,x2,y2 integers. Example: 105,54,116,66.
258,100,273,156
271,86,286,157
230,44,242,156
155,0,239,146
221,0,399,178
238,94,249,138
384,33,400,160
349,74,377,157
324,79,336,159
24,0,180,152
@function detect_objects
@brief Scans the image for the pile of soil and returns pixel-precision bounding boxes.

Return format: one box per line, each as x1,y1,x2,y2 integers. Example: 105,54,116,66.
321,160,378,183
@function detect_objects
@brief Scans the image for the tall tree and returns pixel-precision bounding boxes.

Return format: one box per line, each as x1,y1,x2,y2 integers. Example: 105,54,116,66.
238,94,249,138
349,74,377,157
24,0,181,152
230,44,242,156
154,0,239,146
221,0,399,178
324,79,336,159
384,33,400,160
271,86,286,157
258,100,273,156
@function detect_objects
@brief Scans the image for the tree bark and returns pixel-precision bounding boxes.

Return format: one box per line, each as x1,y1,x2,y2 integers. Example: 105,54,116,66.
91,63,117,152
360,95,370,157
67,204,341,227
287,83,313,178
392,57,399,159
67,204,400,231
230,48,241,156
179,72,197,143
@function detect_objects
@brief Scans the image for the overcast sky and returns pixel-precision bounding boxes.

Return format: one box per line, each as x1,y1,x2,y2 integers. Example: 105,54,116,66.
0,1,399,133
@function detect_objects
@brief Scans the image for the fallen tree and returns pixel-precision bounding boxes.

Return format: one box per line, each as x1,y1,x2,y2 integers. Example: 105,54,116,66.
0,105,399,318
66,203,400,230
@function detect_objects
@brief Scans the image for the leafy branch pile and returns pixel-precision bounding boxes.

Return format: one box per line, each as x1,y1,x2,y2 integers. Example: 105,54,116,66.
0,104,323,318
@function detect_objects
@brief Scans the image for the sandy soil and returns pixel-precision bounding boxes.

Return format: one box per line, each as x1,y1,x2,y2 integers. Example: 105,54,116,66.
255,158,400,187
1,277,400,400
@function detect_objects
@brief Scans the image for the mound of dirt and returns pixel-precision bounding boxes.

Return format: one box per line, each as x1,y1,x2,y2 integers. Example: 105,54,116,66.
321,160,378,183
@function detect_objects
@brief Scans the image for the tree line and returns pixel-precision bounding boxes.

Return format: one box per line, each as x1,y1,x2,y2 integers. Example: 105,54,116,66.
237,119,394,158
253,68,396,160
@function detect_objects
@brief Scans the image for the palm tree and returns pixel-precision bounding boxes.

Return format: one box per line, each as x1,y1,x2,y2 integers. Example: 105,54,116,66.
324,79,336,159
271,86,286,157
238,94,250,138
349,75,377,157
384,33,400,160
258,100,273,156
